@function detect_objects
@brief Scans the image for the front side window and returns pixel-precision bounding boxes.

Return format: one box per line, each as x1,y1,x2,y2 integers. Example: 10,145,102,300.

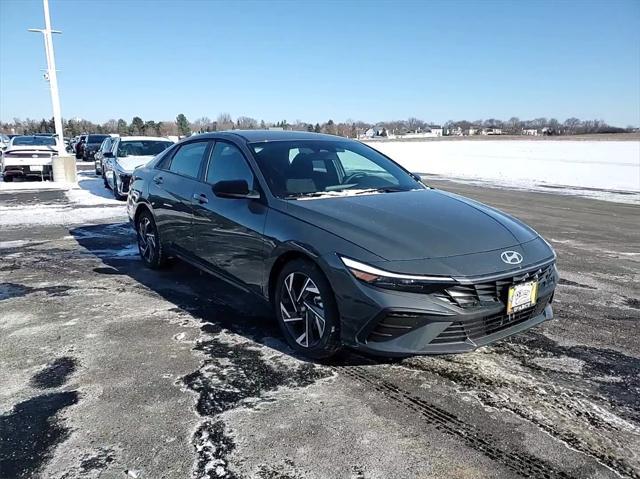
206,142,254,188
250,140,422,198
168,141,208,178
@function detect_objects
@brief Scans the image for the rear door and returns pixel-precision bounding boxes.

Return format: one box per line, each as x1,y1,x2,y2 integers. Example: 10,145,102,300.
148,139,212,254
191,140,268,292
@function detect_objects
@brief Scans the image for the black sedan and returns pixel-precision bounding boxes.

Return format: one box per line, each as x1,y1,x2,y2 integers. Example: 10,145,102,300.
127,131,558,358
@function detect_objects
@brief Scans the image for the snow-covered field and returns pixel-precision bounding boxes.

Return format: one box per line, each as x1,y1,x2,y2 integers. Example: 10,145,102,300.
364,140,640,203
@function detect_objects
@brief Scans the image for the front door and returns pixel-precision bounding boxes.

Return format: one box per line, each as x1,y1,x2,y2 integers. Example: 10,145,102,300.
148,140,211,254
191,140,268,293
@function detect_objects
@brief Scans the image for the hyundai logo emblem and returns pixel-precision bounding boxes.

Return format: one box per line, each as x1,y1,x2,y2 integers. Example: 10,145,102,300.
501,251,523,264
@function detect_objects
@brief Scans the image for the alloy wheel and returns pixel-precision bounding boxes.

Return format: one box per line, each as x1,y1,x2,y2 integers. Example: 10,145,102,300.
137,216,157,263
279,272,326,348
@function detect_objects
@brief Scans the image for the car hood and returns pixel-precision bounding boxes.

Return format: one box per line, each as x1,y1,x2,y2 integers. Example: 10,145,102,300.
282,189,538,261
116,156,154,173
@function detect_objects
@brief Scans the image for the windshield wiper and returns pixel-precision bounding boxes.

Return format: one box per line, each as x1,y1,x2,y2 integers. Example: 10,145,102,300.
353,187,415,195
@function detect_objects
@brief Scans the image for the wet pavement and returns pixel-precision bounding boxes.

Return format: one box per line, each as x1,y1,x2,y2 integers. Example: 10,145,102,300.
0,178,638,478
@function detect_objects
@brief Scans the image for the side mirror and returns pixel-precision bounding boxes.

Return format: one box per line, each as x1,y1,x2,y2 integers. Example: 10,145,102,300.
103,151,114,158
411,172,423,182
212,180,260,199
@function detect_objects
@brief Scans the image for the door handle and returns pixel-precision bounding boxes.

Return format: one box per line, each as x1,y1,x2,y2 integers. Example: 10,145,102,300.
193,193,208,204
153,176,163,185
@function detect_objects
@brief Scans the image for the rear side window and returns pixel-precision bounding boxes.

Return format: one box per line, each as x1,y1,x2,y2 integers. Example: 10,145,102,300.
169,141,208,178
205,142,254,188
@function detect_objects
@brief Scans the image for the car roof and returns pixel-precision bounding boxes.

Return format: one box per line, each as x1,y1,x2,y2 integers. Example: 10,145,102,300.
117,136,173,142
196,130,349,143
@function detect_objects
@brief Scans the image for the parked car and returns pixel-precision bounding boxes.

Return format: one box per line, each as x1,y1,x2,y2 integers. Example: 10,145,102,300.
103,136,174,200
127,131,558,359
0,134,9,150
1,135,61,181
75,135,87,159
81,134,109,162
94,135,118,176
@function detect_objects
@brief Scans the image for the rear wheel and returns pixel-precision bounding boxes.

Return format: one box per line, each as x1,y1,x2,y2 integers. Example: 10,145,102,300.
3,176,13,183
136,210,167,269
275,259,341,359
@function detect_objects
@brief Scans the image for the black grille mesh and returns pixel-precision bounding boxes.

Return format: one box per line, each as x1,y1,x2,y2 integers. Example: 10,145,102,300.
434,263,555,309
431,295,551,345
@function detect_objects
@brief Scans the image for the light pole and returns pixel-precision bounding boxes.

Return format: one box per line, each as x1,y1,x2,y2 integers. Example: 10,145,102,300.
29,0,65,157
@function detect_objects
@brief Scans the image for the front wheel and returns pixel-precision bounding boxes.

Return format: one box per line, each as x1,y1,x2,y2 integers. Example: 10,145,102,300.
112,173,126,201
275,259,342,359
136,211,167,269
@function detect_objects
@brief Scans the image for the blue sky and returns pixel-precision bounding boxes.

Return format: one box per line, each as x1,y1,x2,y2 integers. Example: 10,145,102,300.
1,0,639,126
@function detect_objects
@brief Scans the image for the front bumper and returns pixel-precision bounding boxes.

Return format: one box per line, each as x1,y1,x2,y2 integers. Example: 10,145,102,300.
322,254,557,356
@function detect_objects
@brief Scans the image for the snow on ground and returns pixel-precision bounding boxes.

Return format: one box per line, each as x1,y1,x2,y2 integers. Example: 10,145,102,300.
65,172,122,206
0,180,69,191
0,173,126,227
365,140,640,203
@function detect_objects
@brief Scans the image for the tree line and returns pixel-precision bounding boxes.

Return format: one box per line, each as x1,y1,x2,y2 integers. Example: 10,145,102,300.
1,114,634,138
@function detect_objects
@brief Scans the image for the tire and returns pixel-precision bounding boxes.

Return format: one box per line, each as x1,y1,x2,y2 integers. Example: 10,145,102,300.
136,210,167,269
3,176,13,183
95,167,100,176
112,173,126,201
274,259,342,359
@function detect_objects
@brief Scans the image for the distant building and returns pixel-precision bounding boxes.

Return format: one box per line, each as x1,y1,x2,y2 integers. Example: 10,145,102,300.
446,126,463,136
482,128,503,135
428,126,444,137
468,128,479,136
522,129,539,136
362,127,387,139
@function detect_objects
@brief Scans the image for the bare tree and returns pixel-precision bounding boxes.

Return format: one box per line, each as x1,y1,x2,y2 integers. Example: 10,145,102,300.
217,113,234,131
236,116,258,129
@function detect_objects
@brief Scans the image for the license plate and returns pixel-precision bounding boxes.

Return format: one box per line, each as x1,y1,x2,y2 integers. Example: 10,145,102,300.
31,165,43,172
507,281,538,314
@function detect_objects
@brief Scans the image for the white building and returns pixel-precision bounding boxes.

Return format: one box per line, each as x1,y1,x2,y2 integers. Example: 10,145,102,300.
522,129,539,136
482,128,503,135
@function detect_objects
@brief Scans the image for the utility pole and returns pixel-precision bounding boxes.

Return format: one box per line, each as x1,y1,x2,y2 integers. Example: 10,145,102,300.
29,0,64,156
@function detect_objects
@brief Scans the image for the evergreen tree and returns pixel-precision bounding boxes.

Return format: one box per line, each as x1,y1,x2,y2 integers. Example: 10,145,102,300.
117,119,128,136
130,117,144,135
176,114,191,136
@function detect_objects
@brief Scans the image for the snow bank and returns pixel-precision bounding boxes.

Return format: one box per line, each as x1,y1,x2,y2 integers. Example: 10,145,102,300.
0,180,68,191
0,204,126,227
0,174,126,227
365,140,640,201
65,172,122,206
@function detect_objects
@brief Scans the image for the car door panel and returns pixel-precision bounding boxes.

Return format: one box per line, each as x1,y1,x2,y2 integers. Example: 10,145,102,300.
148,140,211,253
191,141,268,293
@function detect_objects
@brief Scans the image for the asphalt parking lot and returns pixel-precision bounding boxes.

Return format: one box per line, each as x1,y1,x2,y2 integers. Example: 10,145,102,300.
0,177,638,479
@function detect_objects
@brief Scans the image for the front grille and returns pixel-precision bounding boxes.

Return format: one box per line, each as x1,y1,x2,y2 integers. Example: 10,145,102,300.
368,311,432,342
434,263,555,309
431,294,550,344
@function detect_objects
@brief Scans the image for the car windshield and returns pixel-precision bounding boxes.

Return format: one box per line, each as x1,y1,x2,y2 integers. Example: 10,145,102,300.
117,140,172,157
249,140,424,198
87,135,108,144
11,136,56,146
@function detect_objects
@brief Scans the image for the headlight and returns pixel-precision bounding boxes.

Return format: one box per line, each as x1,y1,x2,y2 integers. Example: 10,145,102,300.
340,256,455,292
